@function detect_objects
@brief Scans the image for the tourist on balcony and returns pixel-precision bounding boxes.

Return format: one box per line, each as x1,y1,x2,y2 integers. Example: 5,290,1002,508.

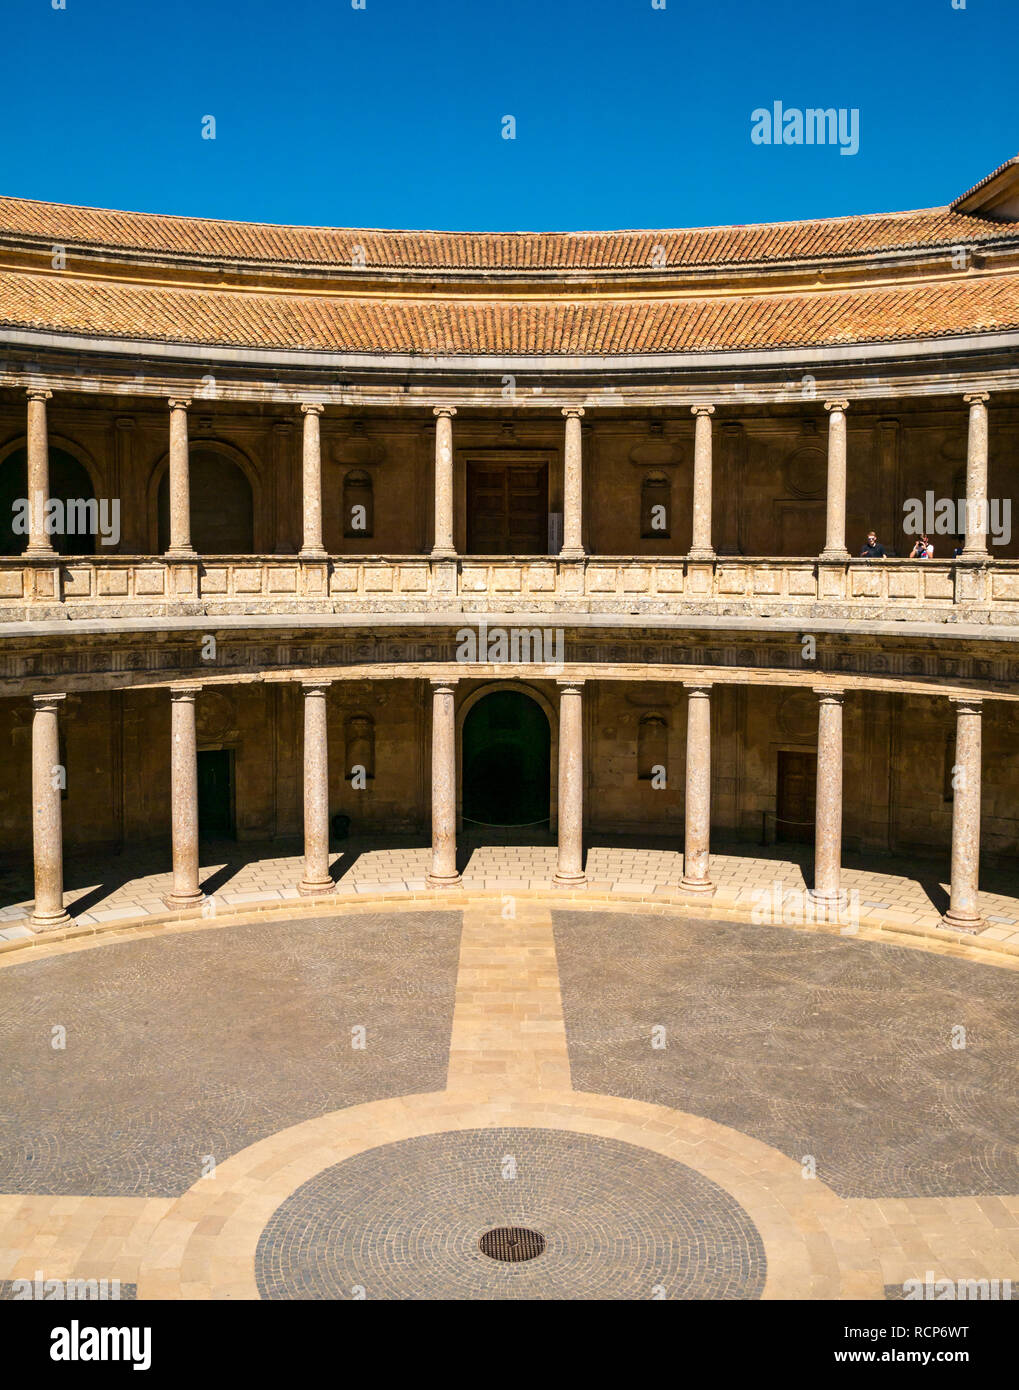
909,534,934,559
860,531,887,557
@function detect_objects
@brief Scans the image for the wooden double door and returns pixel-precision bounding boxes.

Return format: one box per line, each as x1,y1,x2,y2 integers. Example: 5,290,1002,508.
776,750,816,842
466,457,549,555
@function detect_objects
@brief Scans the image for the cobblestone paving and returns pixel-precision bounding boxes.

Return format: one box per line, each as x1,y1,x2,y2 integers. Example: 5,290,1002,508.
0,912,461,1197
553,911,1019,1200
2,837,1018,944
254,1127,766,1301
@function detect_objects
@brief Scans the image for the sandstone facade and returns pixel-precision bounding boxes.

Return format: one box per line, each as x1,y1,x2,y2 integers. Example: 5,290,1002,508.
2,159,1019,930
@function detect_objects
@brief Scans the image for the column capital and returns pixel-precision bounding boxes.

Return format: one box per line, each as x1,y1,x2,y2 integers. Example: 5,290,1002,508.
114,415,136,432
169,683,202,703
429,678,459,693
690,403,715,417
963,391,990,406
168,397,192,412
561,406,585,419
949,695,983,713
813,686,844,703
683,681,713,695
556,678,585,692
300,402,325,417
31,692,66,711
433,406,457,419
26,387,52,403
824,399,850,413
300,679,332,695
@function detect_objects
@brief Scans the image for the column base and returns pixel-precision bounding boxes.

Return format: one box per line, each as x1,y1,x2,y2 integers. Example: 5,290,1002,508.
29,906,72,933
429,548,458,561
164,547,198,562
298,547,328,561
940,908,984,934
685,549,716,563
23,545,58,562
558,548,585,562
552,872,586,888
296,878,335,897
426,872,462,889
162,889,205,911
819,548,850,562
679,876,714,895
807,889,847,923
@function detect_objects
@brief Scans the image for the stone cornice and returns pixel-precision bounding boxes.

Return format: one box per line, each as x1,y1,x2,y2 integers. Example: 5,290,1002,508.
1,619,1018,702
2,335,1018,406
2,660,1016,704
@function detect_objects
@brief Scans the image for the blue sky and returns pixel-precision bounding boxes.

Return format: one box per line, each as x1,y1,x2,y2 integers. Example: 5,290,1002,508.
2,0,1016,232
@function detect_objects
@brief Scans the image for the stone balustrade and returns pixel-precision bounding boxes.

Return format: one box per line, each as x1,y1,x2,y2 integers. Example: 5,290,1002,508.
2,554,1018,623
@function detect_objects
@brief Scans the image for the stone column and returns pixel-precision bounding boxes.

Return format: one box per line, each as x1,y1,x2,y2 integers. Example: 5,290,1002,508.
426,679,461,886
297,680,334,894
961,393,990,560
299,403,326,559
164,685,204,909
30,693,70,931
688,405,715,560
942,697,984,931
25,388,55,559
553,679,586,885
431,407,457,558
680,683,714,893
165,398,196,559
560,407,585,560
809,688,844,911
821,400,850,561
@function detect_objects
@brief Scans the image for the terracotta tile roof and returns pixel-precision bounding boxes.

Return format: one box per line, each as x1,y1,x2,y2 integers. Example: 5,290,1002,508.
2,196,1019,272
952,154,1019,210
2,266,1018,356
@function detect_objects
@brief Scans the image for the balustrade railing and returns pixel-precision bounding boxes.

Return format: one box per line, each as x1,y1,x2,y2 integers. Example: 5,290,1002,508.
1,554,1017,619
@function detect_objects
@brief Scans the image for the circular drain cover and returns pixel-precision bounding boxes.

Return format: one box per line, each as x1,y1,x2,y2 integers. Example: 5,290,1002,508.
479,1226,546,1263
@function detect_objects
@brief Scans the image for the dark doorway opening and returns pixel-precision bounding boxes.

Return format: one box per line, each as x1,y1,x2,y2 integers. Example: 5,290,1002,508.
197,749,235,840
466,458,549,554
0,448,97,556
776,750,816,843
462,690,551,828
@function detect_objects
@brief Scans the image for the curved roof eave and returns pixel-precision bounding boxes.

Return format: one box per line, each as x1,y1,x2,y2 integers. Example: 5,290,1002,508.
4,323,1018,378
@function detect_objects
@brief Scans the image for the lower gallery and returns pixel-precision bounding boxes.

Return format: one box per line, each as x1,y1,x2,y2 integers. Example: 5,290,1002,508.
4,670,1017,927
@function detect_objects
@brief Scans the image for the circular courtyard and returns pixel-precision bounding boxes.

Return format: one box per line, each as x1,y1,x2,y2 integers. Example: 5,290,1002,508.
0,901,1015,1300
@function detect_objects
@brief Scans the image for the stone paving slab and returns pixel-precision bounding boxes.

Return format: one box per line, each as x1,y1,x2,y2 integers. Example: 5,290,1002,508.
3,837,1019,948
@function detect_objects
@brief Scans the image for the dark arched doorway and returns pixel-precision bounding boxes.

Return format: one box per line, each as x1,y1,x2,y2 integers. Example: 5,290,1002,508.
157,450,254,554
462,689,551,828
0,447,97,555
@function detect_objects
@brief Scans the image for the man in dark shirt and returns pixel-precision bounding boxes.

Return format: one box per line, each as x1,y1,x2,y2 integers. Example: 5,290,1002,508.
860,531,887,557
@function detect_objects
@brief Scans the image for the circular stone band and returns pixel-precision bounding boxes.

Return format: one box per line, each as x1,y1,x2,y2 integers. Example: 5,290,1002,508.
255,1126,767,1300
